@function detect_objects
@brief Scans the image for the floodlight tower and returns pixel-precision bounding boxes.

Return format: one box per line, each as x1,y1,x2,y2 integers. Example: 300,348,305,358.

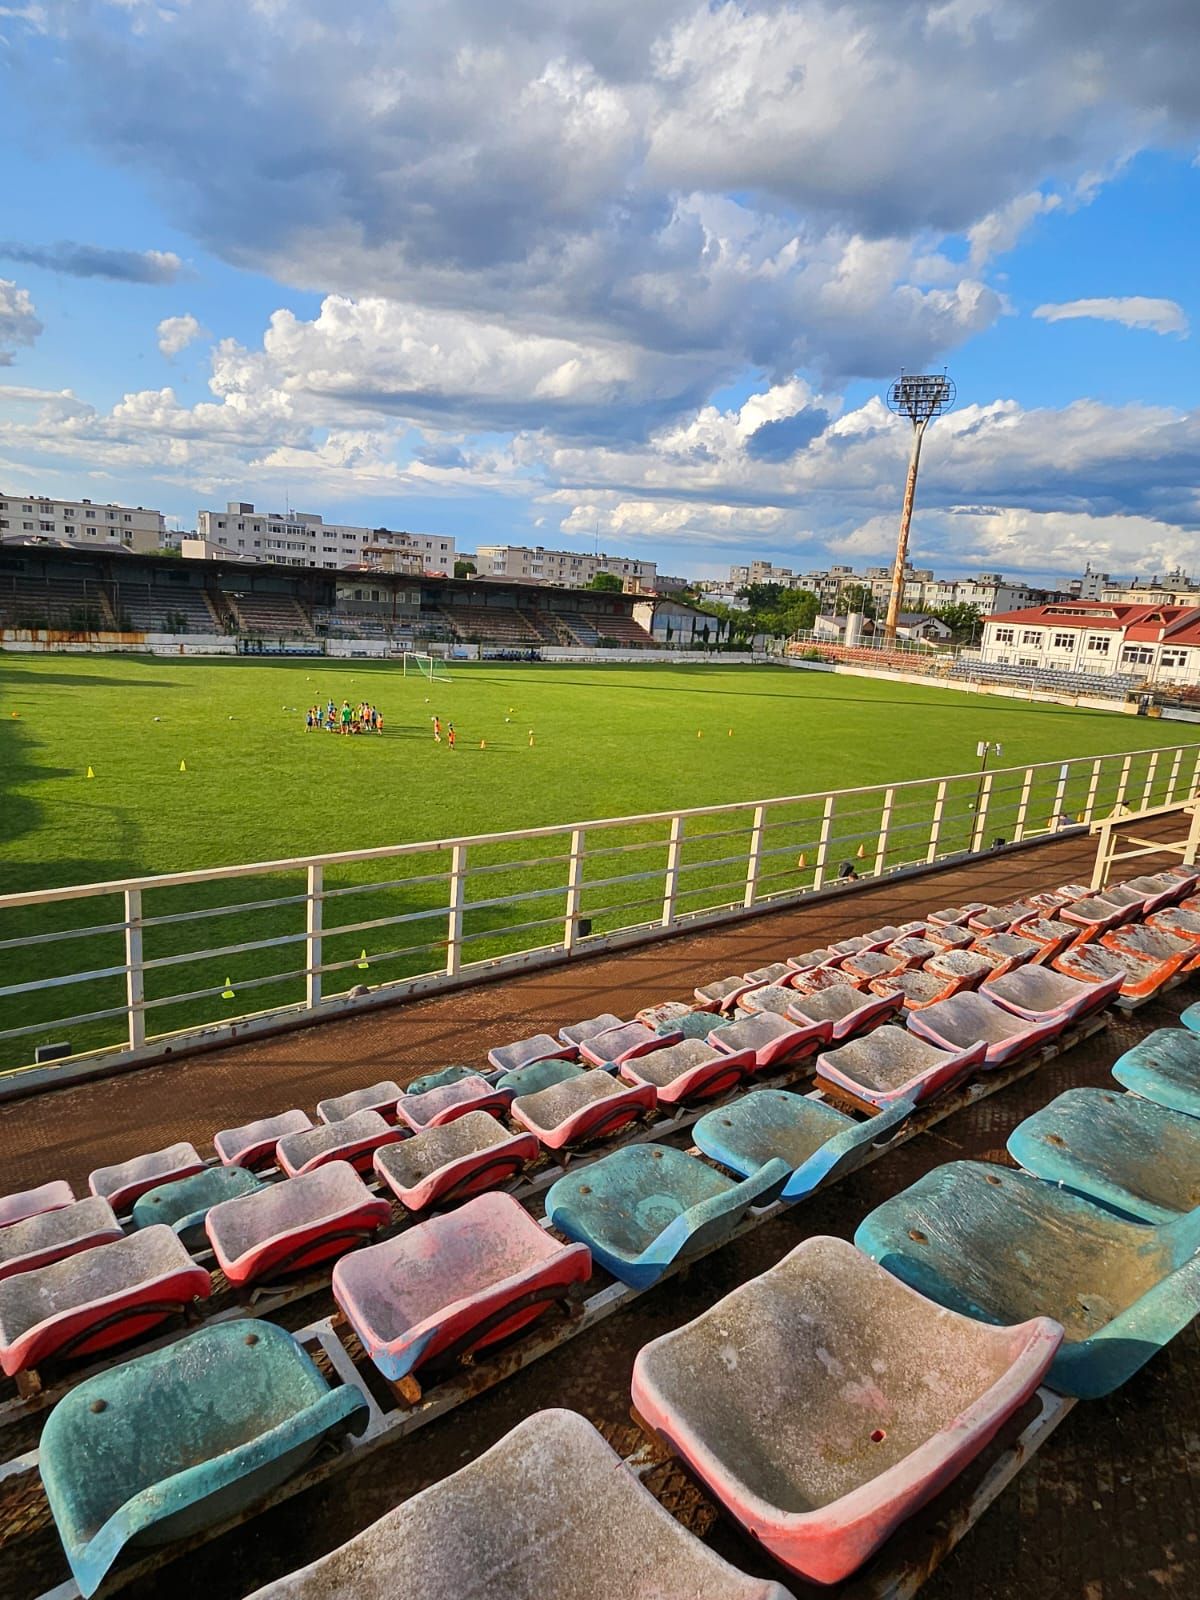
882,370,956,641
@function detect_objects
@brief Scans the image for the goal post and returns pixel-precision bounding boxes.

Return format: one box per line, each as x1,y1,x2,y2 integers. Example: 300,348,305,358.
403,651,452,683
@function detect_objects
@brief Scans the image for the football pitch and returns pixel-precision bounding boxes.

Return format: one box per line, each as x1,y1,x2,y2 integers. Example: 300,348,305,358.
0,653,1193,1065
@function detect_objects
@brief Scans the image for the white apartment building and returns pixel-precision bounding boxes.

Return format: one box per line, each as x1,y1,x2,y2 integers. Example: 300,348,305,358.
194,503,454,572
476,544,657,588
725,559,1050,616
0,491,165,553
979,601,1200,685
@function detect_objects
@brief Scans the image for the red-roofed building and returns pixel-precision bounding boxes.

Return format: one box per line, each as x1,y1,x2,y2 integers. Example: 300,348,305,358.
980,601,1200,685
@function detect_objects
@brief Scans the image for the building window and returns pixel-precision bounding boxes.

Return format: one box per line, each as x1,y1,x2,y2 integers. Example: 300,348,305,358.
1020,629,1041,646
63,507,74,518
1121,646,1154,665
85,509,95,519
123,513,131,522
994,628,1014,644
107,511,116,521
1160,649,1189,669
1085,635,1110,654
40,521,53,532
1051,632,1074,650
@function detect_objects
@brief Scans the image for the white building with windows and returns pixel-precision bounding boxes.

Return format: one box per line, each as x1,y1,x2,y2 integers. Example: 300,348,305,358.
0,491,165,553
475,543,656,588
194,503,453,572
980,601,1200,685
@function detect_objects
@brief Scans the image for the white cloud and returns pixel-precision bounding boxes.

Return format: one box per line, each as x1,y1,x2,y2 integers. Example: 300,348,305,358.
0,280,42,365
156,312,207,356
1033,296,1190,337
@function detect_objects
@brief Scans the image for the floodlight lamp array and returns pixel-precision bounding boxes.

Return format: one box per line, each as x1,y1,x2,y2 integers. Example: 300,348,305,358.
886,372,956,421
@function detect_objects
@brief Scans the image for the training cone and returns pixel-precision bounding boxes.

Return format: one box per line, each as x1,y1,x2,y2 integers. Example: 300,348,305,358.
479,739,486,749
85,766,95,780
528,734,535,747
221,978,236,1000
10,710,18,719
356,949,370,970
856,842,867,860
697,729,703,739
797,853,807,869
728,728,733,736
179,759,187,773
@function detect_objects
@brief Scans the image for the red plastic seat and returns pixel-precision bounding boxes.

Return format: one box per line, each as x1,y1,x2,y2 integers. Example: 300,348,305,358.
787,986,902,1039
0,1198,123,1284
0,1181,75,1230
621,1040,756,1104
579,1021,681,1067
510,1072,656,1150
316,1081,403,1125
487,1034,576,1075
0,1227,210,1376
708,1011,824,1072
89,1144,206,1213
815,1025,984,1109
331,1192,591,1384
206,1161,391,1286
396,1075,511,1132
374,1113,539,1212
1054,937,1186,1001
276,1109,404,1178
214,1110,314,1170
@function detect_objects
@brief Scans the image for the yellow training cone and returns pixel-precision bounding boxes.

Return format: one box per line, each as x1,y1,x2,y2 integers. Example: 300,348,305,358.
179,759,187,773
528,733,535,746
356,949,370,970
86,766,95,779
221,977,236,999
697,729,703,738
479,739,486,749
797,853,807,869
856,842,867,859
728,728,733,736
10,710,18,718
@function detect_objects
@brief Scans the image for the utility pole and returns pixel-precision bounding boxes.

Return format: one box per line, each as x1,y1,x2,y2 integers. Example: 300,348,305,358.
883,372,955,642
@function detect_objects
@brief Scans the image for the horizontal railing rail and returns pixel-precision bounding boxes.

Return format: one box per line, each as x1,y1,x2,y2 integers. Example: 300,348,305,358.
1,739,1197,1085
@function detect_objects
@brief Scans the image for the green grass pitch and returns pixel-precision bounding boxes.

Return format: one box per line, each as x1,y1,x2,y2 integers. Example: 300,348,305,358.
0,652,1193,1066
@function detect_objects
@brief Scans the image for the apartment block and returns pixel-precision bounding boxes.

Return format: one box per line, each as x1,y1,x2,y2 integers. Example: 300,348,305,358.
475,543,657,588
194,503,454,573
0,491,165,554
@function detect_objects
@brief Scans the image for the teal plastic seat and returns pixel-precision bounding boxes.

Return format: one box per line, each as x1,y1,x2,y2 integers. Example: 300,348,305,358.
1180,1001,1200,1035
1007,1087,1200,1224
544,1144,789,1289
1112,1027,1200,1119
694,1089,913,1203
494,1056,586,1097
405,1064,477,1097
131,1167,264,1249
40,1320,369,1597
854,1161,1200,1397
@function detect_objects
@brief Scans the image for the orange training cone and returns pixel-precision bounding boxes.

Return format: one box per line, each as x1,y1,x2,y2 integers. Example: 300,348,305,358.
797,853,807,869
856,842,867,860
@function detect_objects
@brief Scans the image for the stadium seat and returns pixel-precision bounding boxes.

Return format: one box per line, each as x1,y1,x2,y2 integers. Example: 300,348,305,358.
707,1011,823,1072
1013,916,1075,965
558,1013,623,1048
89,1143,206,1213
403,1065,478,1097
981,965,1122,1024
1007,1087,1200,1224
316,1081,404,1125
131,1167,263,1249
923,922,976,952
969,933,1040,974
1053,937,1185,1001
840,950,906,983
926,903,988,927
1103,922,1198,970
854,1161,1200,1397
277,1109,404,1177
694,974,760,1012
1058,897,1129,939
1124,873,1195,913
487,1033,576,1075
884,935,939,968
786,985,902,1040
967,903,1032,934
1148,906,1200,944
493,1055,584,1098
214,1111,313,1170
331,1192,591,1384
0,1197,122,1284
374,1112,539,1212
206,1161,391,1287
396,1075,511,1131
786,947,842,972
631,1235,1059,1585
635,999,694,1030
815,1025,985,1109
790,964,861,996
620,1039,756,1104
578,1020,681,1067
867,969,957,1010
1112,1028,1200,1117
739,982,803,1016
0,1227,210,1377
694,1089,913,1204
40,1320,369,1599
238,1409,789,1600
829,934,877,956
924,949,996,990
1183,1001,1200,1034
0,1180,75,1230
908,990,1063,1067
509,1072,656,1150
544,1144,789,1289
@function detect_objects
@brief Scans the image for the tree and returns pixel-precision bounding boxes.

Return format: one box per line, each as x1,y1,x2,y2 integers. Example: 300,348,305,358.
587,572,624,592
453,559,476,579
926,601,984,641
835,583,876,618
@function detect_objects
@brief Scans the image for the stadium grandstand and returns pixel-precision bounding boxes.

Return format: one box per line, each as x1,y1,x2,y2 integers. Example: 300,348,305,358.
2,752,1200,1598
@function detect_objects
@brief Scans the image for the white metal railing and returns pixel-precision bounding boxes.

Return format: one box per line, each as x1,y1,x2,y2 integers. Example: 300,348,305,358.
1,740,1197,1083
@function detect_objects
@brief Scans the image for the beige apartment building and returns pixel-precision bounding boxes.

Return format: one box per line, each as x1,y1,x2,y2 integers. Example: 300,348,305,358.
0,491,166,553
475,543,657,588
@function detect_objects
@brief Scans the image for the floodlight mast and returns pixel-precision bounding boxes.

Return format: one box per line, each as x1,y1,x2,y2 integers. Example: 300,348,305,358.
882,371,955,641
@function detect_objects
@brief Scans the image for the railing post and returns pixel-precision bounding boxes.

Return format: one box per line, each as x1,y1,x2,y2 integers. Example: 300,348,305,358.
813,796,835,890
1113,755,1132,811
1082,759,1103,824
305,863,323,1009
873,788,894,878
1090,817,1113,891
1141,750,1160,809
1183,801,1200,867
1190,746,1200,800
124,888,145,1051
1050,763,1070,828
744,806,766,909
925,781,946,864
1013,768,1033,841
970,774,993,853
446,845,466,976
661,815,684,928
1166,748,1184,805
564,828,585,952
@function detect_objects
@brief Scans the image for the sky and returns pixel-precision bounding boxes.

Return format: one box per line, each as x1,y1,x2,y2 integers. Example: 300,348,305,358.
1,2,1199,584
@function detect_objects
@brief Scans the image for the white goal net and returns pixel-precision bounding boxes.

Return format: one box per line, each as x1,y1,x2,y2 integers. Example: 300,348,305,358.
403,651,452,682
